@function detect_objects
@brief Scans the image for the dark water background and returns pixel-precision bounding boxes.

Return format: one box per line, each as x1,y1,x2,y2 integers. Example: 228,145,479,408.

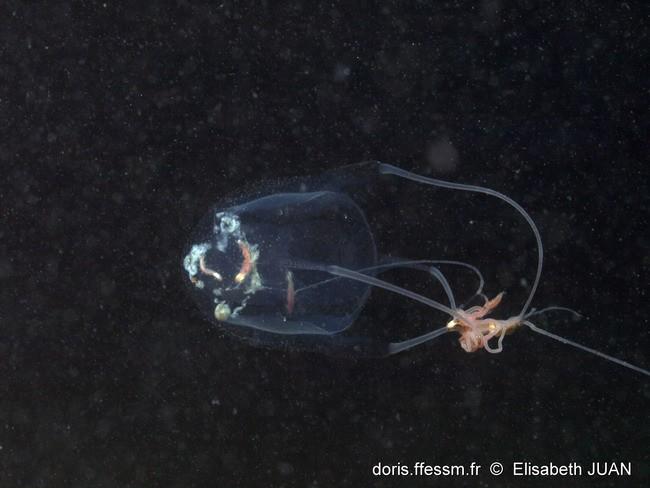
2,2,648,487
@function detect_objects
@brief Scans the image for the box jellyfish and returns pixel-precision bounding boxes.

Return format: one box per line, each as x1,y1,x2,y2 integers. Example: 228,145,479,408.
182,162,649,376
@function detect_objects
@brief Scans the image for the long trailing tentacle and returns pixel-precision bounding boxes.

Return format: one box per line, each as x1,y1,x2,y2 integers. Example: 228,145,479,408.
524,320,650,377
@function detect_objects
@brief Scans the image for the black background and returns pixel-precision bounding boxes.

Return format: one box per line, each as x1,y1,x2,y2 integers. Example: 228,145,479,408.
2,1,648,487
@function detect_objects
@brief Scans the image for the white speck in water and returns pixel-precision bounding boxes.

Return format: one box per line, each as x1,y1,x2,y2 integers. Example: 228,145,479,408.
334,63,351,81
426,135,459,174
277,462,295,475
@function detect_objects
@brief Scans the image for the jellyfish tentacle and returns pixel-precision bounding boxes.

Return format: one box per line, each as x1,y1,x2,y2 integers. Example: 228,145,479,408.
289,261,458,354
525,306,582,319
379,256,485,300
324,264,457,317
386,326,449,355
378,162,543,318
524,320,650,377
292,258,484,304
428,266,456,309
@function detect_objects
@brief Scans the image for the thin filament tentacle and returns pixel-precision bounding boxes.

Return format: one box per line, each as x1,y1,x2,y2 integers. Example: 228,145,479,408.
326,265,457,317
387,326,449,355
524,321,650,377
293,258,485,302
525,306,582,319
